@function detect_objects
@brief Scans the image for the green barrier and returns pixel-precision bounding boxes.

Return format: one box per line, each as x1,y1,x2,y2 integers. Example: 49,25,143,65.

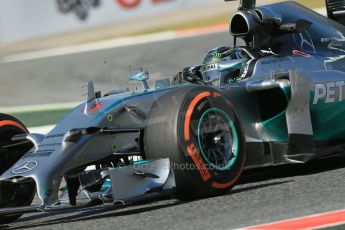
11,109,71,127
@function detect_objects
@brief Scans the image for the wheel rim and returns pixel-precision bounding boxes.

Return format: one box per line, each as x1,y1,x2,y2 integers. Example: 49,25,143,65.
197,108,239,171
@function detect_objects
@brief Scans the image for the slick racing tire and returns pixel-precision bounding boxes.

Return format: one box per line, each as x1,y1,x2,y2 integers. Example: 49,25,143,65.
0,114,35,225
145,86,245,200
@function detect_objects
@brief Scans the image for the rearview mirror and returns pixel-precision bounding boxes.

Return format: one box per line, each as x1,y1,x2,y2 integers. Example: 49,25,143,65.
128,67,150,90
128,69,149,82
279,19,312,33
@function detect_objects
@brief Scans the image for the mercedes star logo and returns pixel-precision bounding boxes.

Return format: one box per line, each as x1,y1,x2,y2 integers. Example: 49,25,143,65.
11,161,37,174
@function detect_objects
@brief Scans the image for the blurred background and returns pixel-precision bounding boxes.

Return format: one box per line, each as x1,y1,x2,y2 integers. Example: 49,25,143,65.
0,0,324,129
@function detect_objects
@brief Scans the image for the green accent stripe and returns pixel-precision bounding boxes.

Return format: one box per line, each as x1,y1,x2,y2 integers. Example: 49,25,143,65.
218,62,244,71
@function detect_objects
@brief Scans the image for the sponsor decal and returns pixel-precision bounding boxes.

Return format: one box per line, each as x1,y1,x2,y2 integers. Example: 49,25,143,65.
23,149,54,159
57,0,176,20
201,63,217,72
107,114,113,122
313,81,345,104
45,133,65,139
117,0,141,8
293,49,311,58
38,143,62,148
213,52,222,60
118,0,174,8
261,57,290,65
57,0,101,20
184,91,212,181
187,143,212,181
12,161,37,174
239,59,256,80
293,30,316,54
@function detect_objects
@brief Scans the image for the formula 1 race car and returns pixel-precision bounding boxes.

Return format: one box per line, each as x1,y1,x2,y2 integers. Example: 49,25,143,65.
2,0,345,224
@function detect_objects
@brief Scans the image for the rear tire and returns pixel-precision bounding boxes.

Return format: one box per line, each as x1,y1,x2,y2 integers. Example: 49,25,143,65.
0,114,35,225
145,86,245,200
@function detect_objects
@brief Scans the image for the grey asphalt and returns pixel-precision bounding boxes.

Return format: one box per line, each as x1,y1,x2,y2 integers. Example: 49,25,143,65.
2,32,345,229
0,32,230,107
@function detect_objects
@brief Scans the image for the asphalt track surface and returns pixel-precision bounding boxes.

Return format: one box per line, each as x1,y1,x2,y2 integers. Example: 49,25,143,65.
2,156,345,230
2,32,345,229
0,32,230,107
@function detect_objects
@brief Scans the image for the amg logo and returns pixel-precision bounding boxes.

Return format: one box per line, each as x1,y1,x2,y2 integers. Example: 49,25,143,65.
313,81,345,104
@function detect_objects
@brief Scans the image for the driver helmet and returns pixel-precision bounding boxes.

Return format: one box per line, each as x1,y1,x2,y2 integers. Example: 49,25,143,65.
200,46,247,85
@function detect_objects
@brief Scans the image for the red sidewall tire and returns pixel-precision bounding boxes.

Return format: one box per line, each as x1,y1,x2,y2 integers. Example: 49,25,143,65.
145,86,245,200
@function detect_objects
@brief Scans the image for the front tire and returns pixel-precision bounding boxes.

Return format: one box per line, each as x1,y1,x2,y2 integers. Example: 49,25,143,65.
145,86,245,200
0,114,35,225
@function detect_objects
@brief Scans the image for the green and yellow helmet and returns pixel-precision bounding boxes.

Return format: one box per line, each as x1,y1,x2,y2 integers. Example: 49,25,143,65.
202,46,232,64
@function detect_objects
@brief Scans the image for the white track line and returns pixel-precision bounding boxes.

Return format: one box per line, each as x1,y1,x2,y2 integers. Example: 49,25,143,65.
1,31,176,64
